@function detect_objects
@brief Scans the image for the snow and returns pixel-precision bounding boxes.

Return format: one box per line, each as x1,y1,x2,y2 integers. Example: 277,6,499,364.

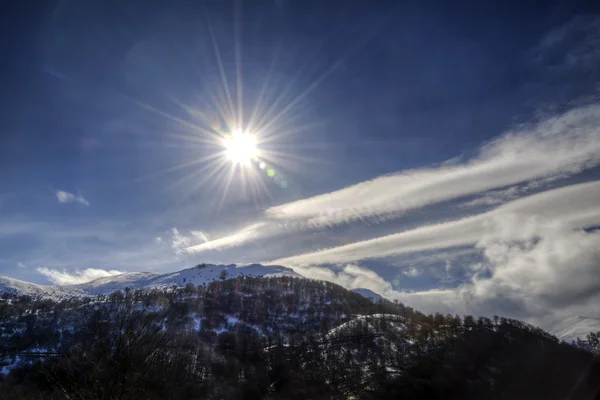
548,316,600,343
0,263,301,300
326,314,405,338
351,288,383,302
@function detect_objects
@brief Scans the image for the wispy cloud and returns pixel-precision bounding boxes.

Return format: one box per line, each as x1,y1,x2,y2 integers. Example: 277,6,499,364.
290,263,393,296
266,105,600,228
186,222,266,254
270,180,600,266
37,267,124,285
191,231,210,243
403,267,421,277
56,190,90,206
170,228,194,256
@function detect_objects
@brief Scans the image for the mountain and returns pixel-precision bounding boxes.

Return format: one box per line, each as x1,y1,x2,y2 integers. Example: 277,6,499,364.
1,275,599,399
549,316,600,343
351,288,384,302
0,263,300,299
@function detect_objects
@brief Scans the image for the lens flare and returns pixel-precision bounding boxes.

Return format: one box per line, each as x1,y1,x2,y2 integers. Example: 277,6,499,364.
223,131,258,165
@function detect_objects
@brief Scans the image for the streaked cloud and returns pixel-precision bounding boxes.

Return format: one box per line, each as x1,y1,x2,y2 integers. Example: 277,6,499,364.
270,180,600,266
37,267,124,285
56,190,90,206
190,230,210,243
290,263,393,297
266,105,600,228
186,222,266,254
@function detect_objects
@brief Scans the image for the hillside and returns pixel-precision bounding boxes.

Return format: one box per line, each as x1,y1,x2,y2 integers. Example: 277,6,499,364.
1,276,600,399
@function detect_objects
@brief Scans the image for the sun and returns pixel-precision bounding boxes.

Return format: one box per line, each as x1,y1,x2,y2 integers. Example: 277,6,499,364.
223,130,259,165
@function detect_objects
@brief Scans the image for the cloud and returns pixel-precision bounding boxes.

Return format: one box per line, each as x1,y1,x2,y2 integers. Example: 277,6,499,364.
170,228,191,256
285,221,600,324
460,186,522,207
191,231,210,243
37,267,124,285
266,105,600,228
0,218,190,277
390,218,600,323
17,262,26,269
270,180,600,267
186,222,266,254
475,221,600,313
289,263,393,297
403,267,421,277
56,190,90,206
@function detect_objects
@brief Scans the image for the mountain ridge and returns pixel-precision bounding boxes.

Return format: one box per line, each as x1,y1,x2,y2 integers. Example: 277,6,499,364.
4,264,600,343
0,263,301,299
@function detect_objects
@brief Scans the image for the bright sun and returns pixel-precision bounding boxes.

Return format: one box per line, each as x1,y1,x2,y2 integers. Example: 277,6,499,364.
223,130,259,165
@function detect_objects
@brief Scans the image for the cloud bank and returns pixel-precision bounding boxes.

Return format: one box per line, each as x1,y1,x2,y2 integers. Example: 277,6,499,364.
266,105,600,228
270,180,600,266
37,267,124,285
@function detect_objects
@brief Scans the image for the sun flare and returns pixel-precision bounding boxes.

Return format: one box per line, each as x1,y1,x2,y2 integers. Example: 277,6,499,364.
223,131,258,165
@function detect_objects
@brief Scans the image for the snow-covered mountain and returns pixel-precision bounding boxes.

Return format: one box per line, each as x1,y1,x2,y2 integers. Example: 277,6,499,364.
351,288,384,302
0,263,301,299
549,316,600,343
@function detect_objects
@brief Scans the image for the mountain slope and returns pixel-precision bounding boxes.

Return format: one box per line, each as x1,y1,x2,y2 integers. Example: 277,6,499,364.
0,263,300,299
2,276,599,399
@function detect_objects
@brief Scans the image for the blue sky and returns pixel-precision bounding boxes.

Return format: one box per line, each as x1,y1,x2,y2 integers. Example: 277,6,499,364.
2,0,600,324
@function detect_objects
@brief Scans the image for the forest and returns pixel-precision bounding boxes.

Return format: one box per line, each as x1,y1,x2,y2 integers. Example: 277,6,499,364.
1,276,599,399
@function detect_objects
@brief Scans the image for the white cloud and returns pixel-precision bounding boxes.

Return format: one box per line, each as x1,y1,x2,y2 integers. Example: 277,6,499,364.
56,190,90,206
17,262,26,269
186,222,266,254
266,105,600,228
191,231,210,243
37,267,124,285
289,263,393,296
391,219,600,323
403,267,421,277
270,180,600,267
460,186,522,207
170,228,190,256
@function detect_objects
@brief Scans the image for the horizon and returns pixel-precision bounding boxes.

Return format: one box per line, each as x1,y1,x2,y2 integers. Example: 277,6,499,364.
1,0,600,329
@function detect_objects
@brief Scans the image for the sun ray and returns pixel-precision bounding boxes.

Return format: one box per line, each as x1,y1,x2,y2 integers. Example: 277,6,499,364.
207,14,237,127
135,151,224,183
215,163,237,211
234,0,244,130
247,47,281,133
129,6,388,208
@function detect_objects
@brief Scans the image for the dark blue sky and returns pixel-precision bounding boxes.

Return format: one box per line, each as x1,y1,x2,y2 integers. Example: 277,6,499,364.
2,0,600,322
